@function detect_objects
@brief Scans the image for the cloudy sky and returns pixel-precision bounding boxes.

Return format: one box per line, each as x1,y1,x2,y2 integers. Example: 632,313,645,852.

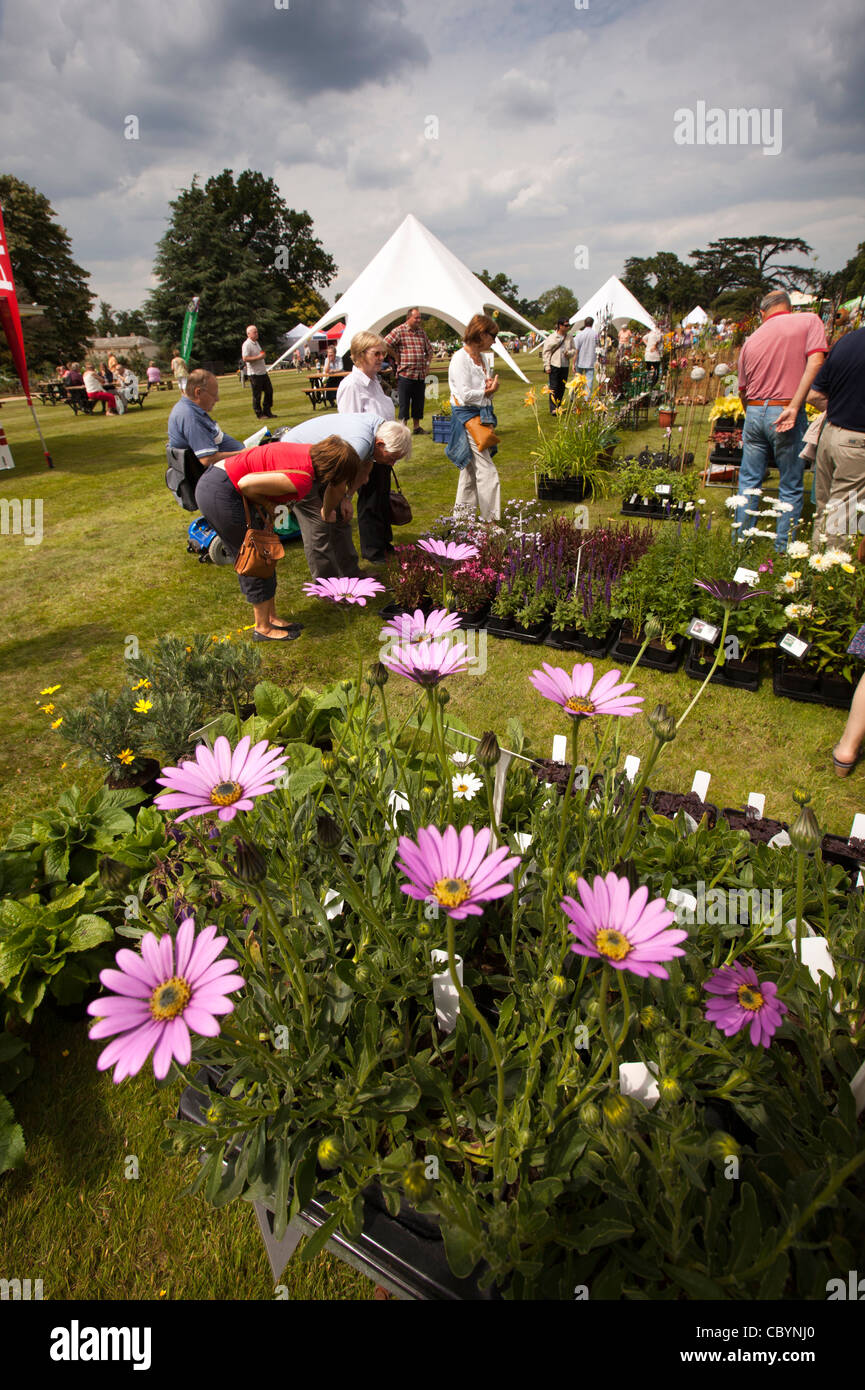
2,0,863,316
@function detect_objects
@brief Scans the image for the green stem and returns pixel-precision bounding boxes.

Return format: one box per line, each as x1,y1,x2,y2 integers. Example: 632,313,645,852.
618,737,663,862
543,719,581,933
447,917,506,1190
676,608,729,731
586,631,653,785
795,849,805,965
597,963,619,1084
255,884,312,1043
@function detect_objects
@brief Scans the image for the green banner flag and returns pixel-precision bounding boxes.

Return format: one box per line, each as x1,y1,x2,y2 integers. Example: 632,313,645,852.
180,295,200,362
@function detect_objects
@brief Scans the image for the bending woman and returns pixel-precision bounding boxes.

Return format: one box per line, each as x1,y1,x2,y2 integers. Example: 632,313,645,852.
195,435,365,642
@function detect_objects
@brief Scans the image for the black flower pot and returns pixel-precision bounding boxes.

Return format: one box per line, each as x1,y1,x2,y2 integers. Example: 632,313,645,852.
684,641,761,693
609,625,685,673
820,833,865,879
485,613,517,637
574,622,621,659
772,656,822,700
545,624,581,650
820,673,855,708
455,601,491,630
510,619,551,644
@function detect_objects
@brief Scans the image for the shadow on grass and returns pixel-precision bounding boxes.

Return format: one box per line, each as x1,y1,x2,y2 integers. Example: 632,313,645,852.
0,623,124,672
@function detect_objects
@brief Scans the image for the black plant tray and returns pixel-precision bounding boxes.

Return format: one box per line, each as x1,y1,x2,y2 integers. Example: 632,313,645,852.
178,1069,498,1301
609,630,686,673
772,656,855,709
684,641,761,692
820,834,865,880
546,621,620,658
454,602,491,630
651,790,719,828
708,449,743,465
379,599,434,621
485,615,551,644
536,474,587,502
722,808,789,844
620,500,667,519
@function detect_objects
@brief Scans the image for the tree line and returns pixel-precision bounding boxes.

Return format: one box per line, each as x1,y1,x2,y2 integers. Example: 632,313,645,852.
0,167,863,376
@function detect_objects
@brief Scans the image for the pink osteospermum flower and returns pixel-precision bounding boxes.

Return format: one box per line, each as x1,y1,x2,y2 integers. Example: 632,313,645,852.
381,639,470,687
529,661,643,719
379,607,462,645
396,825,521,920
87,919,244,1081
703,962,787,1048
302,576,385,606
155,735,288,823
562,873,688,979
417,538,479,566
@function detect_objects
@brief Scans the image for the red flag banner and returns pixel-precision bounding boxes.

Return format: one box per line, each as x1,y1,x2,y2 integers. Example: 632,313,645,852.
0,202,32,403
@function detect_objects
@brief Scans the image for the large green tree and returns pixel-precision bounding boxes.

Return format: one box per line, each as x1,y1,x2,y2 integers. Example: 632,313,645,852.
473,268,540,321
622,252,702,318
0,174,94,368
533,285,579,330
145,170,336,363
689,235,813,312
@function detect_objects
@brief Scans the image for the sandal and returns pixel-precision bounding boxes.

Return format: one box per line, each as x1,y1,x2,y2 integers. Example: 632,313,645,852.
269,619,304,632
832,746,858,777
252,627,301,642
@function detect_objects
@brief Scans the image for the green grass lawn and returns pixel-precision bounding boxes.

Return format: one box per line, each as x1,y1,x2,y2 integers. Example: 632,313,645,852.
0,358,860,1299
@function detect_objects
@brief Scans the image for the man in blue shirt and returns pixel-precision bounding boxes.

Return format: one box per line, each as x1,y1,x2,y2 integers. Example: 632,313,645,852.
280,413,410,576
167,371,244,464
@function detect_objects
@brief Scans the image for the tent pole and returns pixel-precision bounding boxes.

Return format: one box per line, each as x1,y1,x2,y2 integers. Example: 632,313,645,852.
26,398,53,468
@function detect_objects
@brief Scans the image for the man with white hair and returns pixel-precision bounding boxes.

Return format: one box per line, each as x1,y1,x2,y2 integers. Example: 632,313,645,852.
241,324,277,420
279,413,411,578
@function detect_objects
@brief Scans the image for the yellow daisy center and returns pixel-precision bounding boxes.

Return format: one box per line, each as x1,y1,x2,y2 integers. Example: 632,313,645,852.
565,695,595,715
149,976,191,1020
211,779,243,807
595,928,632,961
737,984,764,1011
432,876,472,908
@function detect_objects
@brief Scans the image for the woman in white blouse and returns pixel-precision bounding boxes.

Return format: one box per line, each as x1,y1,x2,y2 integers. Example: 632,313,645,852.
447,313,501,520
337,332,397,562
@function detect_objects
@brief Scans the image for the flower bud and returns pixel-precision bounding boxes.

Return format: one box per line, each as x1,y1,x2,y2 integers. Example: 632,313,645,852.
639,1005,663,1031
647,702,677,744
244,929,262,966
476,730,501,768
321,752,338,776
403,1160,434,1203
654,1031,674,1050
579,1101,600,1128
98,856,131,892
789,805,821,855
603,1094,633,1130
682,984,701,1005
437,688,450,707
718,1068,751,1095
205,1102,228,1125
367,661,389,688
316,814,341,850
658,1076,682,1103
792,788,811,807
549,974,571,1000
643,614,662,641
708,1132,740,1162
231,838,267,884
381,1026,403,1054
317,1136,344,1171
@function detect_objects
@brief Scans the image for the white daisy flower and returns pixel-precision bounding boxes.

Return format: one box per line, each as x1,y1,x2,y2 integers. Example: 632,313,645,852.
725,495,748,508
452,772,483,801
809,553,831,571
786,541,810,559
697,498,707,504
745,509,762,517
824,548,852,566
450,751,474,766
774,501,794,513
784,602,813,620
744,488,763,497
730,522,743,529
780,573,800,592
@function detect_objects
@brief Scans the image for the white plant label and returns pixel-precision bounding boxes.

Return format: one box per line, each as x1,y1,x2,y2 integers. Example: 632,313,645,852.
849,814,865,842
655,483,672,496
619,1061,660,1110
623,755,640,783
691,770,711,802
747,791,766,818
688,618,720,643
733,566,759,585
779,632,809,659
552,734,568,765
431,950,463,1034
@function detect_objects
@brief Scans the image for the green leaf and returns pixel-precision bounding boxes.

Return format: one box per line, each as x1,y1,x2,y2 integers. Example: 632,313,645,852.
43,841,70,882
254,680,290,721
441,1221,480,1279
375,1079,421,1113
730,1182,761,1273
66,914,114,952
0,1094,25,1174
577,1217,634,1253
757,1253,789,1299
666,1265,728,1299
286,766,326,800
298,1213,341,1264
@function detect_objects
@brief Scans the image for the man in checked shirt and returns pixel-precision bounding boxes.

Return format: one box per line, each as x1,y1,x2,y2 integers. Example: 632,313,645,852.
384,307,433,435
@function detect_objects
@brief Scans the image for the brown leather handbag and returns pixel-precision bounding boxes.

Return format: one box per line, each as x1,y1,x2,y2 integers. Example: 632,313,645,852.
465,415,500,452
389,466,413,525
234,496,285,578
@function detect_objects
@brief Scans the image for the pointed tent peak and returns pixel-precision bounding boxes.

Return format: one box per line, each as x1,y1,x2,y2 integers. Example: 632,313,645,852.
569,275,656,332
270,213,540,381
682,305,709,326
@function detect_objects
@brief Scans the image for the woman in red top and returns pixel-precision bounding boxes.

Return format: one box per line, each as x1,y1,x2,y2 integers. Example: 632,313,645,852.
195,436,365,641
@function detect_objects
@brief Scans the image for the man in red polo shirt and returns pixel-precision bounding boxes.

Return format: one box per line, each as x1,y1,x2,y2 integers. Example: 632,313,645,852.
734,289,827,551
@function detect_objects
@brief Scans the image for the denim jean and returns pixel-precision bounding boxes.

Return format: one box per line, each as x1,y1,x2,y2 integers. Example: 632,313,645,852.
734,405,808,552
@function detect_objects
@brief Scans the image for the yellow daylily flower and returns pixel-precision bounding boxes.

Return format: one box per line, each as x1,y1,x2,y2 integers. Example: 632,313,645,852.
132,678,151,691
39,703,55,714
117,749,135,765
51,717,63,729
40,685,61,695
134,699,153,714
523,389,536,407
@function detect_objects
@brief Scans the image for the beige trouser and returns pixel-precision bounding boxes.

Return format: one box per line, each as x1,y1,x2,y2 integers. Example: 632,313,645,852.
812,421,865,543
454,434,501,521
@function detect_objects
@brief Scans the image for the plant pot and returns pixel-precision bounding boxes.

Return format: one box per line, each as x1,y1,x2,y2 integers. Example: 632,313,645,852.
819,833,865,879
721,808,789,845
573,621,621,659
609,624,685,673
712,417,736,434
510,619,551,644
106,756,162,800
485,613,517,637
772,656,823,702
454,601,491,630
684,641,761,692
545,623,582,650
820,672,855,707
651,790,718,828
536,474,586,503
658,409,677,428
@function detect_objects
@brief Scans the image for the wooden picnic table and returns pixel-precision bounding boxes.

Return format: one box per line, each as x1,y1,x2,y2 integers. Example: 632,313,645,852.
304,371,350,409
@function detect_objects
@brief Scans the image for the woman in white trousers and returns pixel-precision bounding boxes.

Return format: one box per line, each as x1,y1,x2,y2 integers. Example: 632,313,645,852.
448,313,501,521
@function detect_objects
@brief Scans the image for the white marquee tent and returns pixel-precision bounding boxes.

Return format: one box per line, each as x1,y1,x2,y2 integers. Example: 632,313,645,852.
568,276,656,332
269,214,541,382
682,305,709,327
